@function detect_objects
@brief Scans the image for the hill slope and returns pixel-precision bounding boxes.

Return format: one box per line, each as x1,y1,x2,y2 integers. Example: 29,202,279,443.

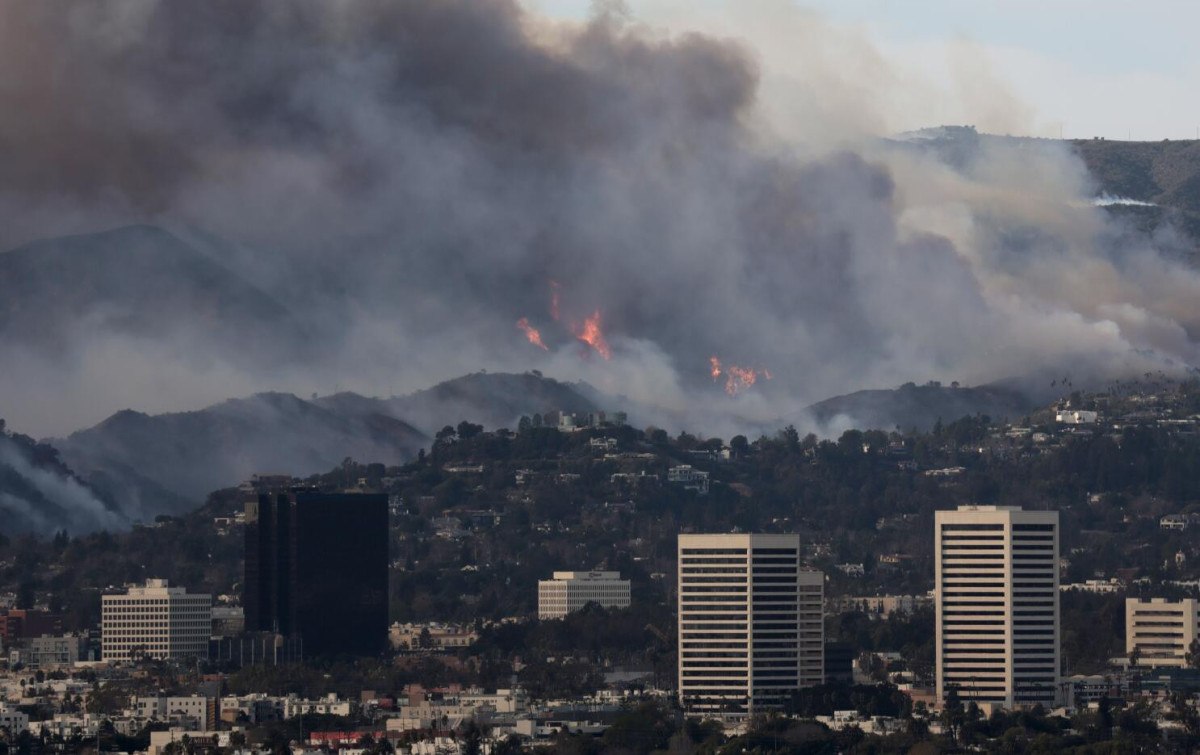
55,393,428,517
803,382,1038,433
54,373,599,519
372,371,600,434
0,423,125,535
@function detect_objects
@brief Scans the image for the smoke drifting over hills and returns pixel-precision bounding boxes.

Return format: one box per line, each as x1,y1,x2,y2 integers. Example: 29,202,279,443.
2,0,1200,439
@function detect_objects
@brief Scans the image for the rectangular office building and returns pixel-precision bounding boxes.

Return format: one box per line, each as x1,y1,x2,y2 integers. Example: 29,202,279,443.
102,579,211,662
677,533,823,718
538,571,631,620
1126,598,1200,668
935,506,1060,710
244,492,388,657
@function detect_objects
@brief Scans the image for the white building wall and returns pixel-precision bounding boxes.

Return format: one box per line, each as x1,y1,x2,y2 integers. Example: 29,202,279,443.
537,572,631,620
677,533,824,719
935,506,1060,711
1126,598,1200,668
102,579,212,662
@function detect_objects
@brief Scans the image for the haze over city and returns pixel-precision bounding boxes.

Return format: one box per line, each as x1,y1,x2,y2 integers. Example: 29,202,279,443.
2,4,1200,753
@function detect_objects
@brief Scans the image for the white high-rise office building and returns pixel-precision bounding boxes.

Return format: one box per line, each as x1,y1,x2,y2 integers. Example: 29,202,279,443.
1126,598,1200,668
677,534,823,718
537,571,631,620
102,579,212,662
935,506,1060,710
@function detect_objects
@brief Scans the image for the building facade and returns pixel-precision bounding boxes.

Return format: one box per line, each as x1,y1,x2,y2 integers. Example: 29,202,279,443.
389,622,480,650
1126,598,1200,668
22,634,92,668
677,533,824,718
101,580,212,662
537,572,631,620
935,506,1060,710
0,609,63,644
244,492,388,656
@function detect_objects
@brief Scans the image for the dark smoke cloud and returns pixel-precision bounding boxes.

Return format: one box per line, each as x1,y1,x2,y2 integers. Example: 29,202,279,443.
1,0,1198,439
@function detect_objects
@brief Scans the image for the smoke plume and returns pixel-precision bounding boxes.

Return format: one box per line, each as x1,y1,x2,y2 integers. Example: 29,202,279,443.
0,0,1198,440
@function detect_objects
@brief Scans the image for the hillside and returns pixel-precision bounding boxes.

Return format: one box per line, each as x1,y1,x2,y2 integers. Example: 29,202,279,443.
803,382,1037,432
317,371,601,436
0,421,125,536
53,373,600,518
55,393,428,517
1071,137,1200,242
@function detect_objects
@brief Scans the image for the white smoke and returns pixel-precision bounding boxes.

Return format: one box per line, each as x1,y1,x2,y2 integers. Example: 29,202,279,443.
0,435,126,534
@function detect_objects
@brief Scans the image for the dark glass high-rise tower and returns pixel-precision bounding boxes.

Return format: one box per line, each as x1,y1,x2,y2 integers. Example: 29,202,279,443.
244,492,388,657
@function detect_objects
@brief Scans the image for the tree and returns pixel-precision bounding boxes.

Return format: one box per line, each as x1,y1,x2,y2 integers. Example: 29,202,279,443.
459,721,483,755
457,421,483,440
1188,638,1200,670
730,435,749,456
941,686,964,744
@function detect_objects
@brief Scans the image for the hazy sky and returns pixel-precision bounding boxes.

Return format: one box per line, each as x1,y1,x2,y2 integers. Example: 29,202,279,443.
531,0,1200,140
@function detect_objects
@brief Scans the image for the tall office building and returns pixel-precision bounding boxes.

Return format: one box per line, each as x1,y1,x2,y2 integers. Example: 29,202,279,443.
244,492,388,657
1126,598,1200,668
101,579,211,662
677,533,824,718
935,506,1060,710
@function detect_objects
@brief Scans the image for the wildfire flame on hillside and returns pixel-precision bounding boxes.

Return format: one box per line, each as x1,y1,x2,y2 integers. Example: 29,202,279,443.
710,355,771,396
515,318,548,350
574,310,612,359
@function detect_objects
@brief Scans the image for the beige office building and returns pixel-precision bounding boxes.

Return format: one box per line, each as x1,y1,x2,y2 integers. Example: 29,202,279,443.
677,533,823,718
101,579,212,662
935,506,1060,710
537,571,631,620
1126,598,1200,668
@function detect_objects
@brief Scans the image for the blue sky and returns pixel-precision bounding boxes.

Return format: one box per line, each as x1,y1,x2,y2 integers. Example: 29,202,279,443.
527,0,1200,140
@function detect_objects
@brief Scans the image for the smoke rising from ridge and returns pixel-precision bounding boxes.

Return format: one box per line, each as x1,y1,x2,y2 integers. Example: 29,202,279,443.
0,0,1198,440
0,434,125,534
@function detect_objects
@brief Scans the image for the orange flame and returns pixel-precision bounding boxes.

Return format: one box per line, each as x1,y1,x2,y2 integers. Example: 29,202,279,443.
710,356,771,396
574,310,611,359
516,318,548,350
724,365,758,396
549,280,561,321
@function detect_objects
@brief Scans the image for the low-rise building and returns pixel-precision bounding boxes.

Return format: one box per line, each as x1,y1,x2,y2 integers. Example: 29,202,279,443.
1056,410,1099,424
1126,597,1200,668
283,694,353,719
835,594,931,617
20,634,92,668
211,606,245,638
1160,514,1190,531
0,609,63,645
135,695,216,732
667,465,709,494
537,572,631,620
389,622,479,651
0,703,29,733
